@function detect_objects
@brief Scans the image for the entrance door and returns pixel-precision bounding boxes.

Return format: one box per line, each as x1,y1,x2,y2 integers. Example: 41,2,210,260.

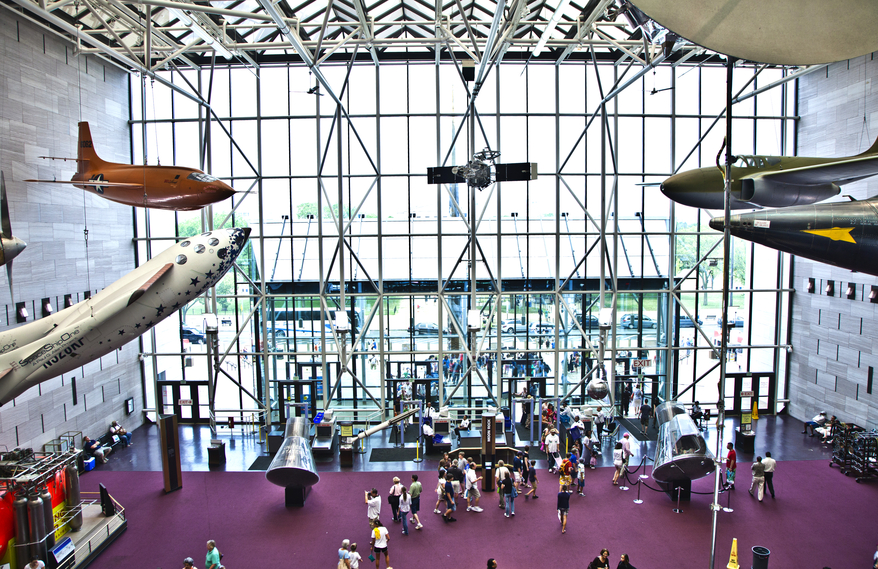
158,381,210,423
723,372,776,416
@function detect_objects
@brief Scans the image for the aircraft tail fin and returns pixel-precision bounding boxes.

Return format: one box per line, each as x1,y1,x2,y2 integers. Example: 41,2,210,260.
77,122,106,173
861,134,878,156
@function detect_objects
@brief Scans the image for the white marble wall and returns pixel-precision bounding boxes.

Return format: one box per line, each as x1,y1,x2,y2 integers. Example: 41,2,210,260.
790,54,878,429
0,15,141,451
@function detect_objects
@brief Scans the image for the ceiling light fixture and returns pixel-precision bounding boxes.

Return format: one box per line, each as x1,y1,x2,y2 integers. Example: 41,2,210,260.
532,0,571,57
168,7,236,60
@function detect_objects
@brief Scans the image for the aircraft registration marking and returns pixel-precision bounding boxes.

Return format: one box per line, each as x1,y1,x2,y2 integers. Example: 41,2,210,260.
801,227,856,243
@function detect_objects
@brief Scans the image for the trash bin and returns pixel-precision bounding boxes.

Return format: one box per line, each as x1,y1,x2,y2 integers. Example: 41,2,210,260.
501,406,511,431
752,546,770,569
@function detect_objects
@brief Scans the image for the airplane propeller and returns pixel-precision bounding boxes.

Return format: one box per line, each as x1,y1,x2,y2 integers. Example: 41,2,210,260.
0,172,27,304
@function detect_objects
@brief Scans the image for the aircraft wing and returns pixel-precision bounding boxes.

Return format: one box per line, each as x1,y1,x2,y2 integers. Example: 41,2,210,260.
52,262,174,331
747,154,878,186
24,179,144,188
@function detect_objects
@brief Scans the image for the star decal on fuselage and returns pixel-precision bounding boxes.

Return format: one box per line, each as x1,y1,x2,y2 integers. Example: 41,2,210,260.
190,277,200,286
802,226,856,243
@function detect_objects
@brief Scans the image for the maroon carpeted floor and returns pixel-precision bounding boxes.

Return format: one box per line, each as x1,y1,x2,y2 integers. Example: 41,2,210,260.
81,460,877,569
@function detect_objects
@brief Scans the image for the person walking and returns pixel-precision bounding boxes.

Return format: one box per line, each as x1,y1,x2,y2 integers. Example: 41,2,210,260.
408,475,423,529
181,557,197,569
557,484,571,534
205,540,221,569
433,470,446,514
621,433,633,466
369,519,390,569
349,544,362,569
724,442,737,490
338,539,352,569
639,399,652,435
762,452,776,499
399,486,412,535
621,383,632,417
545,429,561,473
500,470,516,517
749,456,766,502
495,460,511,508
442,472,457,523
465,458,483,512
388,477,404,523
611,442,624,485
524,465,539,500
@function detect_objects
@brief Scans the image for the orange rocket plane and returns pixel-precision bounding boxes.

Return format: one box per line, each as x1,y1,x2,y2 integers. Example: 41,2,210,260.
26,122,235,210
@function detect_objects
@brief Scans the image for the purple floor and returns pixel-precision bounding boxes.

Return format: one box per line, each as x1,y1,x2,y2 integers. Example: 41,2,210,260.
82,459,877,569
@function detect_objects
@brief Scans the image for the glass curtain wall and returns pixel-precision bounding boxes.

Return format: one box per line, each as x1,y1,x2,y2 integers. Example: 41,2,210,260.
130,58,796,426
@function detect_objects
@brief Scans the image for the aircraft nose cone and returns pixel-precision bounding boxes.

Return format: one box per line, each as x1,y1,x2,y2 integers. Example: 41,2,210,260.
3,236,27,263
708,217,724,231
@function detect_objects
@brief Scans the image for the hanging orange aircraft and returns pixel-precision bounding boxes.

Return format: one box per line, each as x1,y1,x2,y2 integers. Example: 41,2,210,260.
25,122,236,211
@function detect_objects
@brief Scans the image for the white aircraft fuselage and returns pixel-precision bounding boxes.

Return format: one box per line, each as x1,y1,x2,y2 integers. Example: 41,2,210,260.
0,227,250,405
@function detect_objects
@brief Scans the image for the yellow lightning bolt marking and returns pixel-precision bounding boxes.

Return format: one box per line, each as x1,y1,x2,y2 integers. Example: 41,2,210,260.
801,227,856,243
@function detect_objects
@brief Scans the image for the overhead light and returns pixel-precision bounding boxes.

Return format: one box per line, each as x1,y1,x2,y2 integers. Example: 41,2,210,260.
846,282,856,300
168,7,235,60
807,278,815,293
870,286,878,303
64,294,74,308
41,297,54,318
532,0,572,57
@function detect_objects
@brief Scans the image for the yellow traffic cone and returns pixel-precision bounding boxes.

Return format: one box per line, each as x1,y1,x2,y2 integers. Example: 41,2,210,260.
752,400,759,421
727,537,739,569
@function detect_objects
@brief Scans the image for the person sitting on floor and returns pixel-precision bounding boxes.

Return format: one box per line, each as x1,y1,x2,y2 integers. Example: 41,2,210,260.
82,435,111,463
109,421,132,447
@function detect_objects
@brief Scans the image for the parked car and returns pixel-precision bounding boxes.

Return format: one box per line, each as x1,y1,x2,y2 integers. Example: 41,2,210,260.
620,314,657,329
574,312,600,330
678,315,703,328
409,322,440,335
529,323,556,335
718,315,745,328
500,319,529,334
182,325,206,344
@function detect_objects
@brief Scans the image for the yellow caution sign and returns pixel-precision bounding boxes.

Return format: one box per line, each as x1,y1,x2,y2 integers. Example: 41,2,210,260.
752,400,759,421
727,537,739,569
802,226,856,243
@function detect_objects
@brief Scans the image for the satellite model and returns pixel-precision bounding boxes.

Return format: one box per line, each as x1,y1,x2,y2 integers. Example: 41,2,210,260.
26,122,236,211
427,149,537,190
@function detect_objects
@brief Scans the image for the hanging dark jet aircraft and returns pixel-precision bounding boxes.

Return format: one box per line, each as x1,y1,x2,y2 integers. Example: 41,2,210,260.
709,197,878,277
661,137,878,210
0,227,250,405
0,172,27,302
25,122,236,211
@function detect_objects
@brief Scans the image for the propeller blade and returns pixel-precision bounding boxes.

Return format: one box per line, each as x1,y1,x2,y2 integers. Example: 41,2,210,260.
6,260,14,305
0,171,11,239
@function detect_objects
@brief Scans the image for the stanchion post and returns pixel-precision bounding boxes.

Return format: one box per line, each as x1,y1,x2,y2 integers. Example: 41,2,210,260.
620,467,629,491
673,485,683,513
722,487,733,513
633,480,643,504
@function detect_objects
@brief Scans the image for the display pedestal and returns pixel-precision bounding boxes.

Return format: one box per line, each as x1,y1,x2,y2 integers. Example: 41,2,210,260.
285,486,309,507
208,440,226,465
735,427,755,453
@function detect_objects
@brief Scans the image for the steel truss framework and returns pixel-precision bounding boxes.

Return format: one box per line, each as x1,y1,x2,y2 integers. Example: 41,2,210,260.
6,0,817,426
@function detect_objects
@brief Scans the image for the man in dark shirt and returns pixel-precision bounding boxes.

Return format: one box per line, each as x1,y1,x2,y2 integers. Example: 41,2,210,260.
557,484,571,534
82,436,110,463
639,399,653,435
443,473,457,523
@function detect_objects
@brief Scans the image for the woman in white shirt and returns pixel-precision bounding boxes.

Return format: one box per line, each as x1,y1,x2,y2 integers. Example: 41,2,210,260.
370,519,390,568
399,487,412,535
612,442,624,485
